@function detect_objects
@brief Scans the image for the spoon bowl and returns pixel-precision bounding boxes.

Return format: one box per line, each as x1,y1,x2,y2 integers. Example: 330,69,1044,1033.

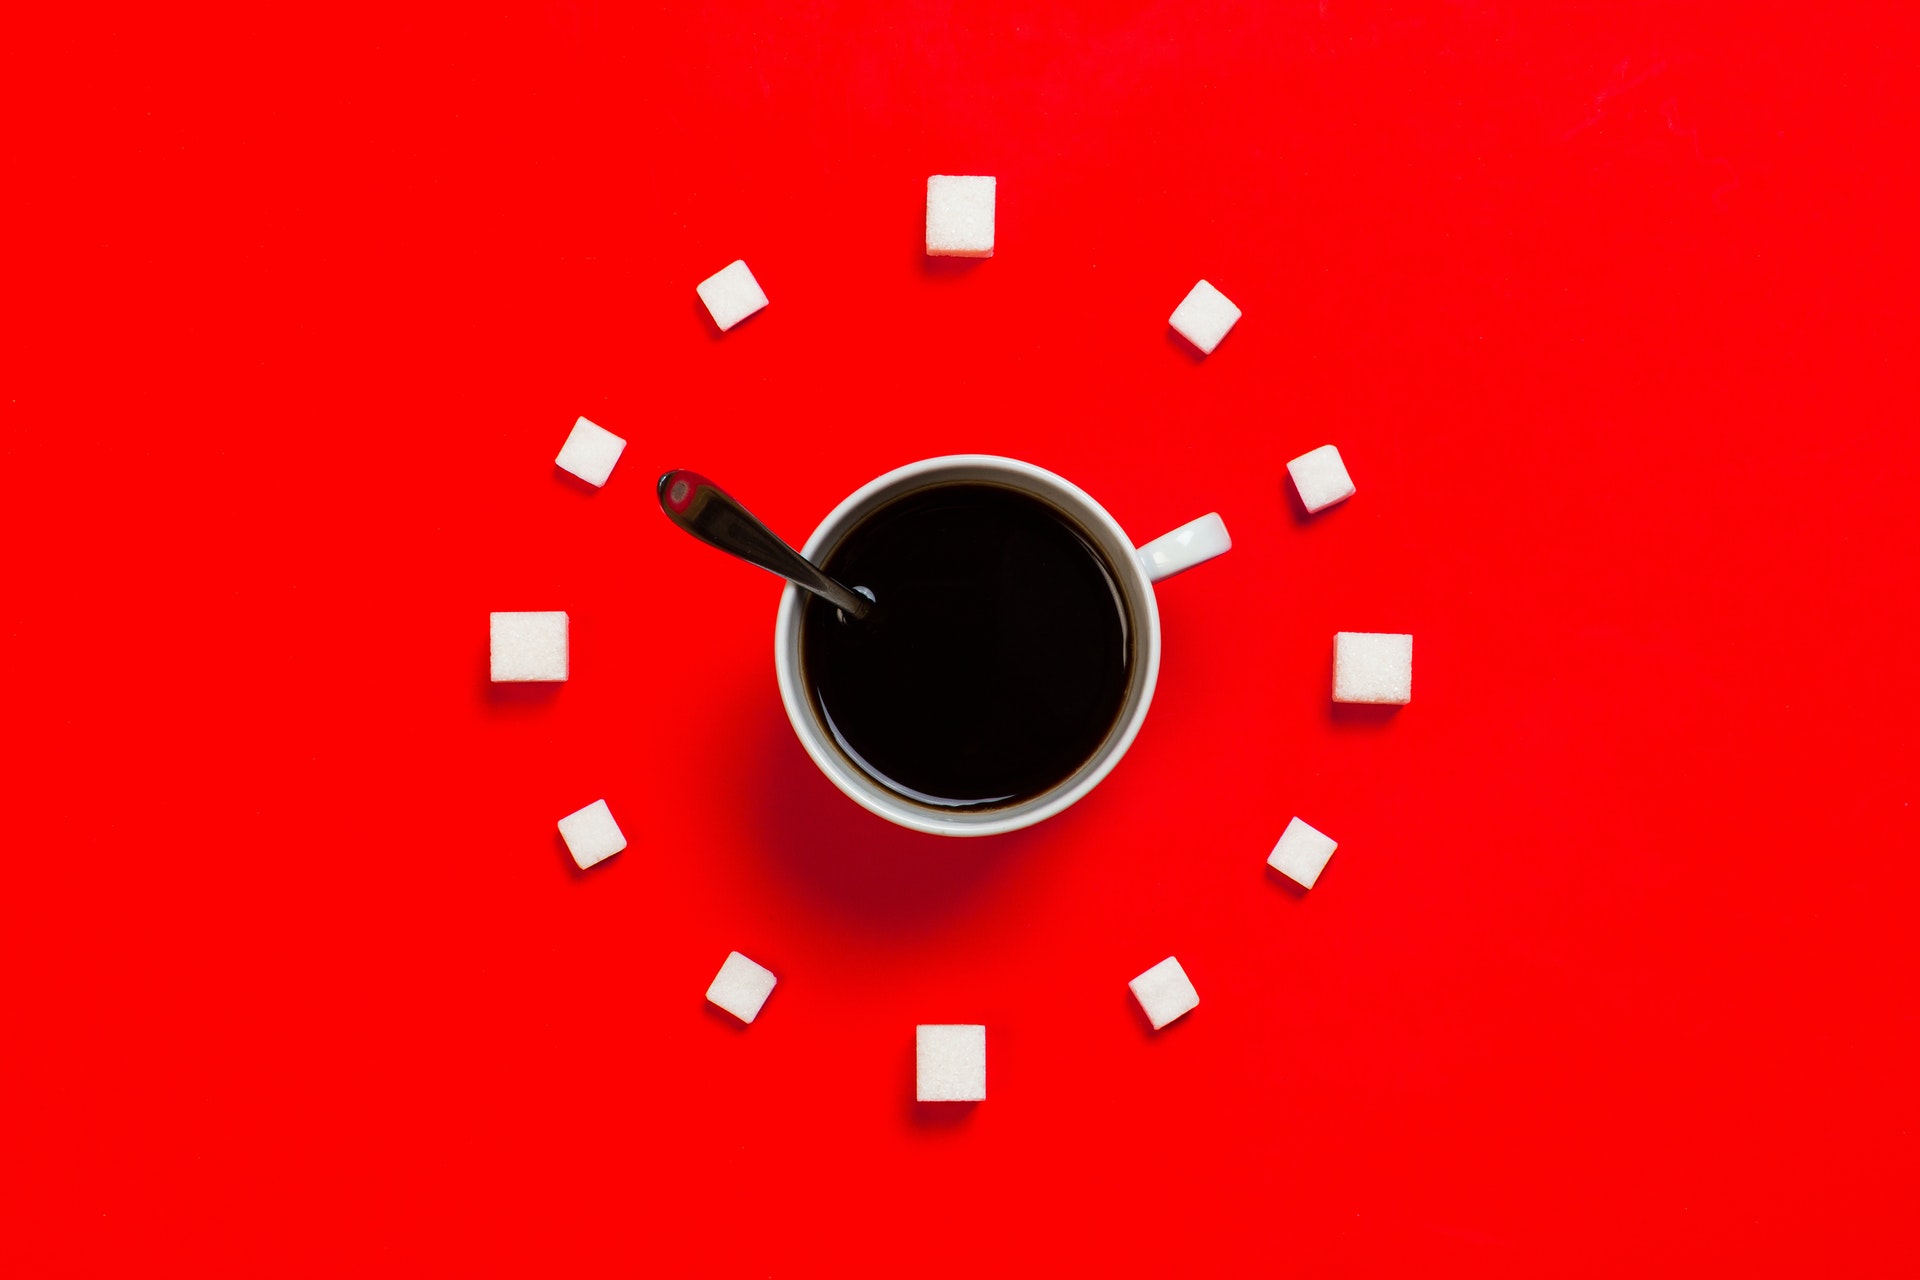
657,469,874,621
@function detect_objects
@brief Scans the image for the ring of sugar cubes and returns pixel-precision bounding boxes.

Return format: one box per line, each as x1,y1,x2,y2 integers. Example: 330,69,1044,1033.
916,1024,986,1101
1168,279,1242,355
706,951,778,1024
1268,816,1338,889
554,416,627,488
1287,444,1356,514
925,175,996,257
490,611,569,682
1332,631,1413,705
557,798,626,870
1129,957,1200,1030
696,259,769,332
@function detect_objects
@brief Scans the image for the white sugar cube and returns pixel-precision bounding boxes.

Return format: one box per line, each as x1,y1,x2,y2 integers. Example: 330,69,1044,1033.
1267,816,1339,889
557,798,626,870
554,416,627,488
696,259,769,332
916,1024,986,1102
489,611,568,682
925,175,996,257
1129,956,1199,1031
706,951,778,1024
1168,279,1242,355
1287,444,1356,514
1333,631,1413,705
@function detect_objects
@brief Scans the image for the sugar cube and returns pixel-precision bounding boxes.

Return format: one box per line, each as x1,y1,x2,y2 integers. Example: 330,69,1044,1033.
554,416,627,488
489,611,568,682
557,798,626,870
1267,816,1338,889
916,1024,986,1102
696,259,769,332
1333,631,1413,705
1168,279,1241,355
925,175,996,257
706,951,778,1024
1287,444,1356,514
1129,956,1199,1030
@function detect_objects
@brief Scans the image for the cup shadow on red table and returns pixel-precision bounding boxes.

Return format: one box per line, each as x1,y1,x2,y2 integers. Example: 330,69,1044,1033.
741,697,1052,937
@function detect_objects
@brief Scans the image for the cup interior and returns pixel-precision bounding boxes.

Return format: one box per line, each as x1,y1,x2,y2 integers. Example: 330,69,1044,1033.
774,456,1162,837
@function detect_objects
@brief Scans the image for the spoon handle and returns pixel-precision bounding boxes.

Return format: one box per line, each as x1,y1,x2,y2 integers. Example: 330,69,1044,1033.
657,470,873,620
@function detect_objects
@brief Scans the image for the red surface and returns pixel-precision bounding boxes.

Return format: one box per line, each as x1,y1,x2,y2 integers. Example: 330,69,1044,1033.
5,2,1917,1274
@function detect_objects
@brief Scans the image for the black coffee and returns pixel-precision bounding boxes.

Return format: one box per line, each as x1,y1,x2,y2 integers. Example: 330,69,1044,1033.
800,483,1132,810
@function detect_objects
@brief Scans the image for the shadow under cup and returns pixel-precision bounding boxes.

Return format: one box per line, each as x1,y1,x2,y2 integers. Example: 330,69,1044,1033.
774,457,1163,838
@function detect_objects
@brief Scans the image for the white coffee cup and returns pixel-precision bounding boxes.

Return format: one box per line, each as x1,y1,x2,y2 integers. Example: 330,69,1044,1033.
774,455,1230,837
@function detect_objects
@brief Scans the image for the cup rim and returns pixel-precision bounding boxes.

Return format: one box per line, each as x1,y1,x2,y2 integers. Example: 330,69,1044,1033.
773,454,1162,837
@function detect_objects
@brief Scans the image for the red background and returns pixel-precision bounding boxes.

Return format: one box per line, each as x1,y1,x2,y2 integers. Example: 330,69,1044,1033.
5,2,1916,1274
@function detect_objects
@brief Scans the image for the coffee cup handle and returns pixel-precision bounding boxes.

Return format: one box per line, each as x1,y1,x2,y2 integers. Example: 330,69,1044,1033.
1135,513,1232,584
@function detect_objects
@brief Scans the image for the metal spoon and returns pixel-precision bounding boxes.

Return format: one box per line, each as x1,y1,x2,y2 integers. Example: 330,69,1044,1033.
657,469,874,621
